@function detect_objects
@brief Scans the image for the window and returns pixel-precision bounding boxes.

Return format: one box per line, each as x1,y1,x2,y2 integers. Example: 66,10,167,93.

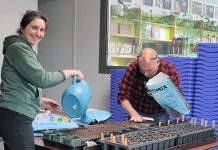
99,0,218,74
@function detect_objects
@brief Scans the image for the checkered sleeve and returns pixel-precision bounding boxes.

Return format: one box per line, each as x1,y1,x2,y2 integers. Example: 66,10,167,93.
117,62,137,105
161,60,181,92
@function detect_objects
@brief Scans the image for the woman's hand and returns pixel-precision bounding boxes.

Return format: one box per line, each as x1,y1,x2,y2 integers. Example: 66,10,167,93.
40,97,61,113
62,70,84,80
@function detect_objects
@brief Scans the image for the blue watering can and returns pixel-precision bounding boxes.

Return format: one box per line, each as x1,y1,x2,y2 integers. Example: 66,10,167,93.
61,76,92,124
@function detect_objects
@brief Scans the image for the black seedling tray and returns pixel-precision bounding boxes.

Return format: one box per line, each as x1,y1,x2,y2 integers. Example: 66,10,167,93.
99,122,216,150
100,129,177,150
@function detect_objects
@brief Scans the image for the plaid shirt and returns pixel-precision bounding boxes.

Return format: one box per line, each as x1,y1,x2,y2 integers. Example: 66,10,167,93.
117,59,181,115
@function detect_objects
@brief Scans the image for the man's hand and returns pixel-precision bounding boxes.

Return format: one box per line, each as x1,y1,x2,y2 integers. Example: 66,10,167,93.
40,97,61,113
130,114,154,122
130,113,145,122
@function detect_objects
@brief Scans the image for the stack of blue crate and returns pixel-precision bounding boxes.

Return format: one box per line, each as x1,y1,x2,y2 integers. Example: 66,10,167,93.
193,44,218,139
109,69,128,122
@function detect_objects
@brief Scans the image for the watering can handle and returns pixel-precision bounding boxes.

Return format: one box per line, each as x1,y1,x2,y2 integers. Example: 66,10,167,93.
72,75,78,84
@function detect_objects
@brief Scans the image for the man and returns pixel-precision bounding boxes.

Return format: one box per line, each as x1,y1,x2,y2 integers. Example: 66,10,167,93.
117,48,184,123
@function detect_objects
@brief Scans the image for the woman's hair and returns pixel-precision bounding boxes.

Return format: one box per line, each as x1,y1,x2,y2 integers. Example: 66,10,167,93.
17,10,48,35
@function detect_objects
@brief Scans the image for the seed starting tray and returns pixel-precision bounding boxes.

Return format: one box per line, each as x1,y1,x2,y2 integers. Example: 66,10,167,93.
42,121,150,149
99,122,216,150
42,121,216,150
100,130,177,150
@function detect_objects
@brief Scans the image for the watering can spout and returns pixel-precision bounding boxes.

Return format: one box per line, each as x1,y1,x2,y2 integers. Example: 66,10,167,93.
81,112,92,124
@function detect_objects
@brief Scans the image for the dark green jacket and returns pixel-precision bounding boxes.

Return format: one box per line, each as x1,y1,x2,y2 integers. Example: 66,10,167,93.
0,35,66,119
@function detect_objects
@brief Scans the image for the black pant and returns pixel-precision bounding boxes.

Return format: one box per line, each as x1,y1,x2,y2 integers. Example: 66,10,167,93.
0,107,34,150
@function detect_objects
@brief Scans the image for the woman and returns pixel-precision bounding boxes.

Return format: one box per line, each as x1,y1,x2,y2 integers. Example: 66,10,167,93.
0,10,84,150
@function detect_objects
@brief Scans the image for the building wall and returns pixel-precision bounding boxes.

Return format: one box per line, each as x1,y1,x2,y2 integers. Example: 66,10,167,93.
0,0,37,73
38,0,75,107
73,0,110,110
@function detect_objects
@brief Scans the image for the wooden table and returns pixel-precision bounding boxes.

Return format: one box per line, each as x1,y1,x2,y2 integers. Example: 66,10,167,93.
190,141,218,150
